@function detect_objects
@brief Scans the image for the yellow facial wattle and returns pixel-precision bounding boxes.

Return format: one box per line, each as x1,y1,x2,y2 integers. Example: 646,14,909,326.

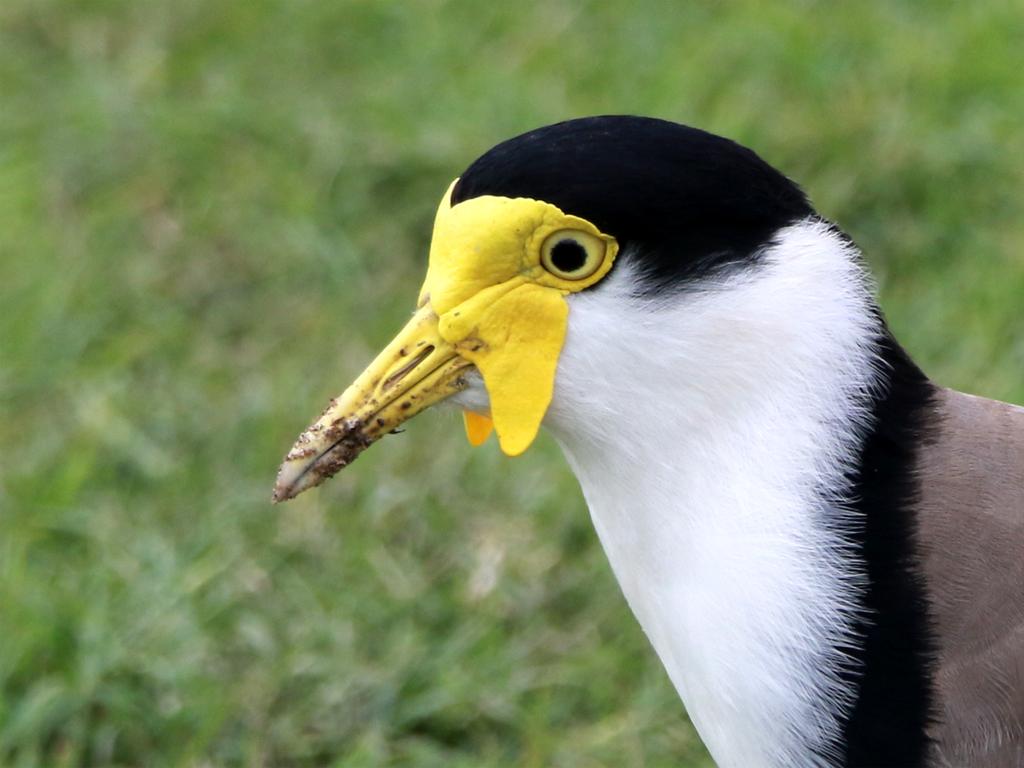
420,181,618,455
272,178,617,502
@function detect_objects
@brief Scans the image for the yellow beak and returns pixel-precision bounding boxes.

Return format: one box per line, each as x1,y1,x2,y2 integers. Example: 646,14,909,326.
272,181,618,503
272,304,472,502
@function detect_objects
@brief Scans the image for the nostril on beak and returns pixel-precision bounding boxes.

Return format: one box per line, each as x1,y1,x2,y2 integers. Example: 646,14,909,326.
382,345,435,391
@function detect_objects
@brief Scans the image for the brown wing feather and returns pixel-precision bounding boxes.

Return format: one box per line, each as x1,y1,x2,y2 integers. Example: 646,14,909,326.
917,388,1024,766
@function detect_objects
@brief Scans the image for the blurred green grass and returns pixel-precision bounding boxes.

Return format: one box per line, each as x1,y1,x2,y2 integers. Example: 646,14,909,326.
1,1,1022,765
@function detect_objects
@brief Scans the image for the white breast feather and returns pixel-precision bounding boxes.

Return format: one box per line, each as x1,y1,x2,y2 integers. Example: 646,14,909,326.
456,219,886,767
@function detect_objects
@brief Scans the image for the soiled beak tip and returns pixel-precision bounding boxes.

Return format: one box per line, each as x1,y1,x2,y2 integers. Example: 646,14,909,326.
271,461,320,504
270,462,303,504
270,477,295,504
271,416,375,503
272,303,471,501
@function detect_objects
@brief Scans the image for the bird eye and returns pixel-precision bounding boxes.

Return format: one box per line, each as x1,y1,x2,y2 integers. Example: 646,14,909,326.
540,230,606,280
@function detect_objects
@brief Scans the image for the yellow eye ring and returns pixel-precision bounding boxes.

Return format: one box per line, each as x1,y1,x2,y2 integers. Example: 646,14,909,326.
539,229,607,281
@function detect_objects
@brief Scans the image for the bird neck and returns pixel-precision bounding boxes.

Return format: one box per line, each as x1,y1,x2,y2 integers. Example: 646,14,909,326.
547,220,937,767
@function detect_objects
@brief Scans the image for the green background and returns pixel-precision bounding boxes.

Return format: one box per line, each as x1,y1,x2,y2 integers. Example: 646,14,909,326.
2,2,1022,766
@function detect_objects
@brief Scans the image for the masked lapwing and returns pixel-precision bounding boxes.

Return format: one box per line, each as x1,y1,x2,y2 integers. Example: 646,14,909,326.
273,116,1024,767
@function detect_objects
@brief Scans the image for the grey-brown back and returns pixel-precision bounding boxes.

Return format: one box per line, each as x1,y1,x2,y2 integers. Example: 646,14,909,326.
917,388,1024,766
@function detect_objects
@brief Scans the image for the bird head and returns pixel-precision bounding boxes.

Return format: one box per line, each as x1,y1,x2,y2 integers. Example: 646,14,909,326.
273,116,813,502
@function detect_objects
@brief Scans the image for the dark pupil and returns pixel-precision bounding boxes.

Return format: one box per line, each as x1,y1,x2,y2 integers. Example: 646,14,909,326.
550,239,588,273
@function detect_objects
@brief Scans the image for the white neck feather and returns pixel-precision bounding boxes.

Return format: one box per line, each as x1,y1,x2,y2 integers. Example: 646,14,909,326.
545,220,884,767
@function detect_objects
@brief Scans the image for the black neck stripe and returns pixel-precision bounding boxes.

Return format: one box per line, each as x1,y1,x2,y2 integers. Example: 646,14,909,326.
832,325,939,767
